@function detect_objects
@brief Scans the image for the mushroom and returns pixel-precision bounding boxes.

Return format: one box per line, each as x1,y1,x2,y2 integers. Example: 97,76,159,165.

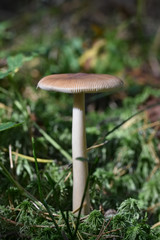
37,73,123,215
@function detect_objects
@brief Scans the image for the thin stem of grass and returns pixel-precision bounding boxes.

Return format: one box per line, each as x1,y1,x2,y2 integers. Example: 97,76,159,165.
88,101,160,151
60,210,74,239
0,161,40,204
32,137,62,238
73,176,90,238
45,171,74,239
34,122,72,162
45,164,71,201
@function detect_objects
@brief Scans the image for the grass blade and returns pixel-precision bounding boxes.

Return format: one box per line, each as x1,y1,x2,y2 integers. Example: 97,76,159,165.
0,161,41,205
34,122,72,163
2,148,54,163
73,176,90,238
32,137,63,238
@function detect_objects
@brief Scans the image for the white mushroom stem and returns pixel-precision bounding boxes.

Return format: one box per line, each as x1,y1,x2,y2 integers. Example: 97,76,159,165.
72,92,90,215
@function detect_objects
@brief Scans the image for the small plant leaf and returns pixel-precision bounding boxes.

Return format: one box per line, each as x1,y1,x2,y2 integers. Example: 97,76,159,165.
76,157,89,162
0,54,33,79
0,122,23,132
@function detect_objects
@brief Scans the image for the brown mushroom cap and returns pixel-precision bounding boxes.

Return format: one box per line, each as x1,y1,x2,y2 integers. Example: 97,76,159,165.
37,73,123,93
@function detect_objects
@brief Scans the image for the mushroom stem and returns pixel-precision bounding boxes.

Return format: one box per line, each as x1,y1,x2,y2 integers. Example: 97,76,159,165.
72,92,90,215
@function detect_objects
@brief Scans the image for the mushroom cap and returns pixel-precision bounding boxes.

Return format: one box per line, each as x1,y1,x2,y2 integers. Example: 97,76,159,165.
37,73,123,93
